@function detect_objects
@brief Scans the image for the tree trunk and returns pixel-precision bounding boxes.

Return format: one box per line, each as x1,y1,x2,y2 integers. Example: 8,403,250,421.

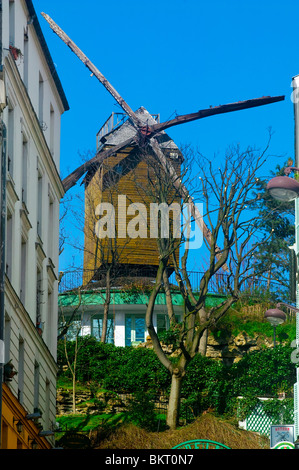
72,372,76,414
198,328,208,356
167,370,183,429
198,308,208,356
101,302,109,343
101,270,111,343
72,334,79,414
163,270,175,324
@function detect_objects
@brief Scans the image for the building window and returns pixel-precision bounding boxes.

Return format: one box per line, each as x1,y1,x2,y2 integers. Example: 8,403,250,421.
48,193,54,259
36,267,42,326
46,288,53,347
23,29,29,89
125,315,146,346
50,104,55,156
45,380,50,428
62,315,82,341
22,137,28,205
18,338,24,404
7,106,14,176
9,0,15,46
6,211,13,280
34,362,40,411
92,316,114,343
38,73,44,126
37,170,43,239
20,238,27,304
156,314,180,335
4,314,11,366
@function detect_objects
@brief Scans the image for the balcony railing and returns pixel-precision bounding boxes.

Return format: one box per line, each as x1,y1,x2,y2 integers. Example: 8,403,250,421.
96,112,160,151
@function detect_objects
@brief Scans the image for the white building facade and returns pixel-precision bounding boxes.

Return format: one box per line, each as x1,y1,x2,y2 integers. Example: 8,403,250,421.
59,289,184,348
0,0,68,448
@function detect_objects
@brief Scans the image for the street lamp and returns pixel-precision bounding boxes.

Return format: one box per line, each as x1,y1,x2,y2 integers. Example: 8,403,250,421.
267,166,299,202
13,418,23,434
264,307,286,347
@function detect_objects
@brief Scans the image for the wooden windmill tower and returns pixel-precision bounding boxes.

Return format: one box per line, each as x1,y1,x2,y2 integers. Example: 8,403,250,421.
83,106,184,283
41,13,285,284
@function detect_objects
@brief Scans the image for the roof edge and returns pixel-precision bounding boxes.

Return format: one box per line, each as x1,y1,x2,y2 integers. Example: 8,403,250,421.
26,0,69,111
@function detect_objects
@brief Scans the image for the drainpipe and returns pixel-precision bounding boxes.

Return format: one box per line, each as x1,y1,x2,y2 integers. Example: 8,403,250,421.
0,119,6,449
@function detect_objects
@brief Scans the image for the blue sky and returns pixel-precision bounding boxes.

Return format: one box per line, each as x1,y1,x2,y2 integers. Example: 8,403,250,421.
34,0,299,271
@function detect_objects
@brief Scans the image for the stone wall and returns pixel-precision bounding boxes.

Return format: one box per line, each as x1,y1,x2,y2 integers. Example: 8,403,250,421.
139,330,271,366
206,331,265,365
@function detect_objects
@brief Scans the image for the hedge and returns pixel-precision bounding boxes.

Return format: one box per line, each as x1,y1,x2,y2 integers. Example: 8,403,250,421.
57,337,296,415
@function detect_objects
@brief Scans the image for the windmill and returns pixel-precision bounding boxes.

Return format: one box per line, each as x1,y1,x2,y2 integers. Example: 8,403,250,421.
41,13,284,280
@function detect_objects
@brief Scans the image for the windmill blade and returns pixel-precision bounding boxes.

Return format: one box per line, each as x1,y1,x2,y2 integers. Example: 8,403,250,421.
41,12,141,129
62,136,136,191
149,95,285,134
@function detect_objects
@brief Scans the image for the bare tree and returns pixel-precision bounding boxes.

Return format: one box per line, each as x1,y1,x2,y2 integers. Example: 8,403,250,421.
142,141,272,429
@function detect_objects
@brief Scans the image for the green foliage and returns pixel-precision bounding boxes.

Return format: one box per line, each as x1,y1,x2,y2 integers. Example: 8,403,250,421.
121,282,152,303
126,391,164,431
178,345,296,418
224,345,296,402
236,395,260,421
57,337,171,393
210,303,296,344
100,345,171,393
56,412,126,444
249,161,295,293
58,337,296,424
263,398,294,425
158,323,182,350
235,395,294,425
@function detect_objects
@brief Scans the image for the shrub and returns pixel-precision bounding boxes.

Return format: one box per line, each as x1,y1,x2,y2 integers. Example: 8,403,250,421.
126,392,159,431
225,344,296,399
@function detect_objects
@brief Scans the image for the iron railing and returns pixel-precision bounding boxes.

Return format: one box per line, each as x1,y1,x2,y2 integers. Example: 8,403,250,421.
58,268,285,297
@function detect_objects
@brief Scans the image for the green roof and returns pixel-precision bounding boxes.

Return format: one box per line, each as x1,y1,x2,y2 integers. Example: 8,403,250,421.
58,289,227,308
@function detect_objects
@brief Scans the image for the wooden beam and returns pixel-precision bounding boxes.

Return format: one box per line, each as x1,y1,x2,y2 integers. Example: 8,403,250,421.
62,136,136,191
41,13,141,129
149,95,285,134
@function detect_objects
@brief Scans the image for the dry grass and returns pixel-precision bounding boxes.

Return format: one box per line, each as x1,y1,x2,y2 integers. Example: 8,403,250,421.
94,413,269,449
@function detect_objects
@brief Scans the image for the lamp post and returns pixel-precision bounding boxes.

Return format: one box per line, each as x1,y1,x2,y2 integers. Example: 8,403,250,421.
264,307,286,348
269,75,299,446
267,166,299,202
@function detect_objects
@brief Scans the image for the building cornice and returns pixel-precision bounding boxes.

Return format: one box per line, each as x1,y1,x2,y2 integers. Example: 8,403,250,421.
24,0,69,112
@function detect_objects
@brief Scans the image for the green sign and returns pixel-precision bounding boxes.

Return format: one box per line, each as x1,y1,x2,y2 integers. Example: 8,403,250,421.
273,441,295,449
58,432,91,449
172,439,230,449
